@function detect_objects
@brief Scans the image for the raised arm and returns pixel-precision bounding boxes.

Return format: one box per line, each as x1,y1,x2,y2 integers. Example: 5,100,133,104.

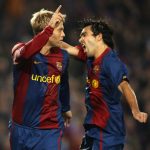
118,81,148,123
12,27,54,63
12,5,64,63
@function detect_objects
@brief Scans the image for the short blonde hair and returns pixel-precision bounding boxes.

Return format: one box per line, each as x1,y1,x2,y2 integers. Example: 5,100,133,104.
30,9,53,35
30,9,66,35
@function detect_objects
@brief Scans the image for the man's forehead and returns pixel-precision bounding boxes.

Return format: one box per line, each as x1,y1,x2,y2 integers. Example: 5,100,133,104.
81,26,92,34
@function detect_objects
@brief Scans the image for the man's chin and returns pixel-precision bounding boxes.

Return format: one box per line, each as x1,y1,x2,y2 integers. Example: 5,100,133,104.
56,41,62,47
51,41,60,47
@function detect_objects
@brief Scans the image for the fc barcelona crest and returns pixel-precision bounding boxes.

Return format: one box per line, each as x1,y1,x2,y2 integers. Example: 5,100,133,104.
56,62,62,71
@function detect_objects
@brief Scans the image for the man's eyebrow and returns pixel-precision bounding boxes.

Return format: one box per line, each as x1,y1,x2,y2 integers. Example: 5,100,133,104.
80,32,86,37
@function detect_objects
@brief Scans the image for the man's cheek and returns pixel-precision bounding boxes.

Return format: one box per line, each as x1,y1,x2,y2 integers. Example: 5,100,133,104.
88,38,95,45
86,39,93,48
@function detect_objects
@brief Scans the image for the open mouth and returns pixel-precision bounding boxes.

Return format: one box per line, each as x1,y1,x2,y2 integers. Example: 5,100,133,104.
82,44,86,49
81,44,87,53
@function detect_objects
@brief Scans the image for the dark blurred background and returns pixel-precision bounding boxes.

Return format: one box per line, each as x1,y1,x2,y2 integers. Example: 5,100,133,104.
0,0,149,150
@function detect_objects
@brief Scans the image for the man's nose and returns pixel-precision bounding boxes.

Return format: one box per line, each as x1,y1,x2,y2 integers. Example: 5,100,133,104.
62,31,65,37
79,37,83,43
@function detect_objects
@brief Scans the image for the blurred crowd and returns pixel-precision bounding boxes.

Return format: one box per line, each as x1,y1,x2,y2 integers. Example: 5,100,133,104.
0,0,149,150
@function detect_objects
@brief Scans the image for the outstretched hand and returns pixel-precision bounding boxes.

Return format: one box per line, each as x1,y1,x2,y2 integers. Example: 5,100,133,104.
132,111,148,123
63,110,72,128
49,5,65,28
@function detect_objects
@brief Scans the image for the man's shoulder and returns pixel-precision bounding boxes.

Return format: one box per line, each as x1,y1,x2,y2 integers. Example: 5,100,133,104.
12,42,25,54
61,48,68,54
102,50,123,68
13,42,25,50
104,50,119,61
61,49,69,58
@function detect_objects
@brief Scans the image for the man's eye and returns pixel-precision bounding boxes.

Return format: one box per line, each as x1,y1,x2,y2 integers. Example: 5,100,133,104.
82,34,86,37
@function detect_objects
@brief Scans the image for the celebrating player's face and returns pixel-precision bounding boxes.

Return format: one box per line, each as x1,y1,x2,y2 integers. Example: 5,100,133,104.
79,25,98,57
49,21,65,47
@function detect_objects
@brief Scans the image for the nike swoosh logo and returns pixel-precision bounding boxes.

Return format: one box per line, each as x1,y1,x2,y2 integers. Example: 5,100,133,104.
33,61,42,64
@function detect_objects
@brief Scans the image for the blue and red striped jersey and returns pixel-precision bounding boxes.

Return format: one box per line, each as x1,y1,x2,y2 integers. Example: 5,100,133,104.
77,47,128,137
11,26,70,129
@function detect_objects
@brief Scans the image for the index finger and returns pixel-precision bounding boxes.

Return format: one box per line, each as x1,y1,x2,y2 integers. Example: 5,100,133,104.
54,5,62,13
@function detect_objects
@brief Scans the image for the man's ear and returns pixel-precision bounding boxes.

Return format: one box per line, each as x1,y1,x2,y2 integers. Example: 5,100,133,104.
96,33,102,41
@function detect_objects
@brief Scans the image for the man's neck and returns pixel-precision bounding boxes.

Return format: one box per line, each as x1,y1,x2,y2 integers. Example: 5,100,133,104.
94,44,108,59
40,43,52,55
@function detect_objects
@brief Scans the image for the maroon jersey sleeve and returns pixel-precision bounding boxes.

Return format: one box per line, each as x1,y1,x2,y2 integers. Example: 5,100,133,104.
75,45,87,61
12,26,53,63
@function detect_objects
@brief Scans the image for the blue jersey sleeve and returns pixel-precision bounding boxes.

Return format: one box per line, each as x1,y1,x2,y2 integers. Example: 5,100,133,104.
104,53,128,87
59,53,70,112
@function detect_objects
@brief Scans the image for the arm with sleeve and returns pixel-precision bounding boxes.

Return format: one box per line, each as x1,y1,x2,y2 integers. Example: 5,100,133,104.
104,53,148,122
12,26,54,63
104,54,129,88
